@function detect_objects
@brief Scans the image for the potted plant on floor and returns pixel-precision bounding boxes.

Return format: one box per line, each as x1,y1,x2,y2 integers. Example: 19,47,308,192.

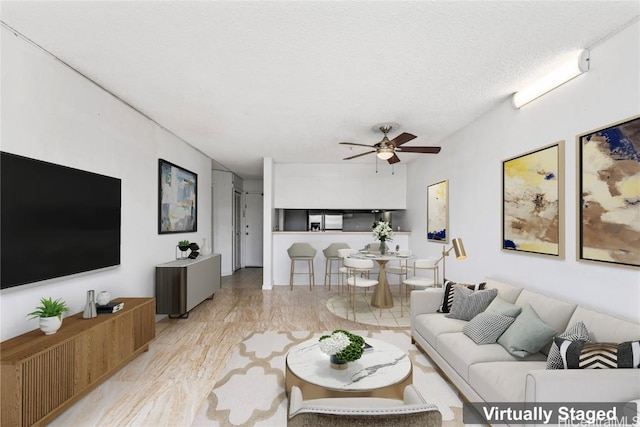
27,297,69,335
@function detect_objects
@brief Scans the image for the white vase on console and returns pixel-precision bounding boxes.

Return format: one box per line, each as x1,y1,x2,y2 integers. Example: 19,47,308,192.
201,237,212,256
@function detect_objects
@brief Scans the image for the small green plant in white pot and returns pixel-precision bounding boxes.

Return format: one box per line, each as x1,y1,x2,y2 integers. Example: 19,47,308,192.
27,297,69,335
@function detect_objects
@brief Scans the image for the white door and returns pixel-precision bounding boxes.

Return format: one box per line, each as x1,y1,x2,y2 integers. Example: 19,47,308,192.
233,190,242,271
244,192,263,267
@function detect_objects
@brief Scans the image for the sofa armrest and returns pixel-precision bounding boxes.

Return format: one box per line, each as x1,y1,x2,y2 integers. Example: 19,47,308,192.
525,369,640,402
410,288,444,317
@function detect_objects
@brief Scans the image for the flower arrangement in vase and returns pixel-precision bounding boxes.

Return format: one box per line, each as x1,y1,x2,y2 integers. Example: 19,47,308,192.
318,330,364,369
372,221,394,254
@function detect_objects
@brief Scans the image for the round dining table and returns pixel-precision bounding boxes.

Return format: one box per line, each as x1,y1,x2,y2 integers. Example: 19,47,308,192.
351,252,415,309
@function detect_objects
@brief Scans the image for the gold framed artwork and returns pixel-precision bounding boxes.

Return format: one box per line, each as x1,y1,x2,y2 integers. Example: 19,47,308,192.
427,180,448,242
577,115,640,268
502,141,564,257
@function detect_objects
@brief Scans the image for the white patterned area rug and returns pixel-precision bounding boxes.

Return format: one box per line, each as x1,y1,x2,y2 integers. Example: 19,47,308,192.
326,293,411,327
191,330,465,426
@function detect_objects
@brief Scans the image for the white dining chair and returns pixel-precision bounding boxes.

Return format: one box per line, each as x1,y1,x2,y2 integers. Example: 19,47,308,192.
344,257,378,322
402,257,439,315
386,249,412,299
337,248,358,294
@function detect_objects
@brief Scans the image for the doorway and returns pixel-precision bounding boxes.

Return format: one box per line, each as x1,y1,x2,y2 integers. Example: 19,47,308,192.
244,192,263,267
233,190,242,272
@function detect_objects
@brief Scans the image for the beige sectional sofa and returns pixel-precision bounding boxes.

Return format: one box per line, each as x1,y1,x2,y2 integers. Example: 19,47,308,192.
410,278,640,404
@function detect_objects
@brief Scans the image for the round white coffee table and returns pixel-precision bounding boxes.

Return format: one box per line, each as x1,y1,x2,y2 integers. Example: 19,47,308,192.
285,337,412,399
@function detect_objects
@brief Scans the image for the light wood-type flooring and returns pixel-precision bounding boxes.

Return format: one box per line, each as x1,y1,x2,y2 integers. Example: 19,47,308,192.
51,268,407,426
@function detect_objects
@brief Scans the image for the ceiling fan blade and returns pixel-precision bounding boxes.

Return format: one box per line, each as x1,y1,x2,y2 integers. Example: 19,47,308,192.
343,150,376,160
389,132,417,147
339,142,374,148
396,146,441,154
387,154,401,164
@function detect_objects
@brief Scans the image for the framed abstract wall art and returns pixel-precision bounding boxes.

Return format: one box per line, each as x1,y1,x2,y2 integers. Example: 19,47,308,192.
427,179,448,242
158,159,197,234
502,141,564,257
577,115,640,268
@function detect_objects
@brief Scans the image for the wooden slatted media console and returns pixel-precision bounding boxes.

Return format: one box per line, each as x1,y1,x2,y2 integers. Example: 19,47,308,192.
1,297,156,426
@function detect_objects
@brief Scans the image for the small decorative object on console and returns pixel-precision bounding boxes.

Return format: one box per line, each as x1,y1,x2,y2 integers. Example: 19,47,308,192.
97,301,124,314
319,330,365,369
96,291,111,306
82,290,98,319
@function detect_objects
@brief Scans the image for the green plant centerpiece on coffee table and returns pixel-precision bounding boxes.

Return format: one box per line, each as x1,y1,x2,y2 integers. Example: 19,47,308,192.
318,330,365,369
27,297,70,335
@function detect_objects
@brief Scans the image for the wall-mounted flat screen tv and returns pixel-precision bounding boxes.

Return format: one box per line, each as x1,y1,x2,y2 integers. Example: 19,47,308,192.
1,152,121,289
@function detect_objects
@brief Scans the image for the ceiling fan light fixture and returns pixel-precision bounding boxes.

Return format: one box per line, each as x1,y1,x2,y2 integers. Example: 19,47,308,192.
376,147,394,160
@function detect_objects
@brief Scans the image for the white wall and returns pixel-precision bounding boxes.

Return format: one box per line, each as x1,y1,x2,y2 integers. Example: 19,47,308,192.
406,21,640,322
0,27,212,339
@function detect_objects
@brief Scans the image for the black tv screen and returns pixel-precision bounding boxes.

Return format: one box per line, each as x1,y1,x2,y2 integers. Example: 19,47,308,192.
1,152,121,289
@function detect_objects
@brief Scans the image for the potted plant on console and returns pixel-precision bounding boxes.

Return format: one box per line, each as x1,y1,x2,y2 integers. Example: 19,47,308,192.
177,240,190,259
27,297,69,335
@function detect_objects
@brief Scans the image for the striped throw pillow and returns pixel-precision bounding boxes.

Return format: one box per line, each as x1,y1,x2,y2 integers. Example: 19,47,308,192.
546,321,590,369
438,280,486,313
445,286,498,321
555,338,640,369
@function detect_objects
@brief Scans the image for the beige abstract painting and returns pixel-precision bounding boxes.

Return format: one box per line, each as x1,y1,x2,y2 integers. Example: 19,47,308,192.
579,116,640,267
427,180,448,242
502,142,563,257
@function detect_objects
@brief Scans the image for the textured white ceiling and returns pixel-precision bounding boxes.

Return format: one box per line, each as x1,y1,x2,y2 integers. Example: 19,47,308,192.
1,1,639,179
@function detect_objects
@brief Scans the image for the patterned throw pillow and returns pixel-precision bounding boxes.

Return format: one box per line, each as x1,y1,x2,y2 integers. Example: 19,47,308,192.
463,312,515,344
555,338,640,369
445,286,498,321
438,280,487,313
546,321,590,369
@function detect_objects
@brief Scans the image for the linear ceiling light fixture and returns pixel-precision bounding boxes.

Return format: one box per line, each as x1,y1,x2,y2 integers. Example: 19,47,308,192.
512,49,590,109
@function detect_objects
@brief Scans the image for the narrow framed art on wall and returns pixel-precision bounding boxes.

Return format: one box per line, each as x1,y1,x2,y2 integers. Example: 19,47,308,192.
427,179,448,242
158,159,197,234
502,141,564,257
577,115,640,268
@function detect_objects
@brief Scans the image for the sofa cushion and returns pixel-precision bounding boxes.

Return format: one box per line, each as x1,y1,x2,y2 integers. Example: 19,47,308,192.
436,332,546,381
547,321,590,369
463,312,515,345
555,338,640,369
412,313,467,348
485,295,522,317
567,306,640,343
468,361,546,402
498,304,557,358
514,290,577,338
446,287,498,321
483,278,522,303
438,280,486,313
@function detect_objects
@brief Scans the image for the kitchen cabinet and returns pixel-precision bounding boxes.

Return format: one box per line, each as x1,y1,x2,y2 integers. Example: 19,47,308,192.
274,163,407,209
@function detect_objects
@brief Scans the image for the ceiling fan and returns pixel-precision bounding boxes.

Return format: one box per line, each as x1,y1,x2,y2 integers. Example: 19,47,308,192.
339,125,441,164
